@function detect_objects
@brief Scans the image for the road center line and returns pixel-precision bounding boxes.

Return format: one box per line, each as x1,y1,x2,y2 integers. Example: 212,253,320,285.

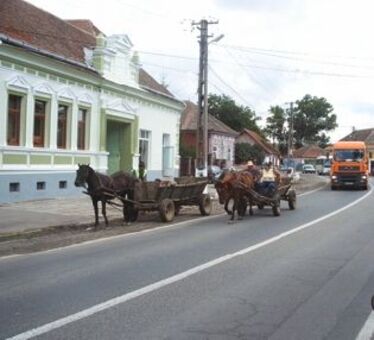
6,187,373,340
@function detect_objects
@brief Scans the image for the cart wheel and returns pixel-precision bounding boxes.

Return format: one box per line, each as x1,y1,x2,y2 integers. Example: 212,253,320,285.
159,199,175,222
287,189,296,210
272,194,281,216
257,204,264,210
199,194,212,216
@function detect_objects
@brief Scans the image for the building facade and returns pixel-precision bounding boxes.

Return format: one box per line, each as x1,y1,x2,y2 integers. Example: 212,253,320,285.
0,0,183,203
180,101,237,175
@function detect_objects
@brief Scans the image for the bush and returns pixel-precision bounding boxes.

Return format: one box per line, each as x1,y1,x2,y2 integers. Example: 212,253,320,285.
235,143,265,164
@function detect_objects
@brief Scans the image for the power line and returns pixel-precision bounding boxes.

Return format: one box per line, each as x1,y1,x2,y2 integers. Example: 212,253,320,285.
208,65,255,109
219,45,273,94
221,43,374,64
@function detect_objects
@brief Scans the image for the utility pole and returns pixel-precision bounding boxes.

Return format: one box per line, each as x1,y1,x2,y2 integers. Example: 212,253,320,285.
192,19,218,176
287,102,294,160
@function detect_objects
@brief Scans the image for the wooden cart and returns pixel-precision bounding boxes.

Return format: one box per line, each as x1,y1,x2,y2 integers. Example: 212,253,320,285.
126,177,212,223
250,183,296,216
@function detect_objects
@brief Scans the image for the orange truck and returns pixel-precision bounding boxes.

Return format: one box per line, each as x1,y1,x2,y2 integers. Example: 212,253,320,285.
330,141,368,190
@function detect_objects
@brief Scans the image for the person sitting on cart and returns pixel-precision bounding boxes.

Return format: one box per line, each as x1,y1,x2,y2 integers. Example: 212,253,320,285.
245,160,261,182
258,162,280,197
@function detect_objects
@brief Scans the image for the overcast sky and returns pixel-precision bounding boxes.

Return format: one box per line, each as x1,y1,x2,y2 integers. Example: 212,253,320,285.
27,0,374,142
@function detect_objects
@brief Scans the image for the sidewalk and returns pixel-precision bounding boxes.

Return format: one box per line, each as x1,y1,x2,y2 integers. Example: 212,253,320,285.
0,176,327,237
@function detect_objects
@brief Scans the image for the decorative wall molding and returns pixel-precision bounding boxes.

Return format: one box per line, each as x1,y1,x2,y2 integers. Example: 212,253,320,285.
58,87,77,101
79,93,94,105
6,75,32,91
33,82,55,96
104,98,137,114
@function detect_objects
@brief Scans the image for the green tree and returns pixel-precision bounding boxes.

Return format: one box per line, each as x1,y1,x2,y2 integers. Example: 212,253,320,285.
235,143,265,165
208,94,262,134
263,105,288,156
292,94,337,148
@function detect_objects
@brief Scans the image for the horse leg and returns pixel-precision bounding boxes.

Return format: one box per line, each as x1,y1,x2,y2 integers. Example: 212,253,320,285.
224,197,233,215
102,199,109,226
249,200,254,216
230,197,236,221
91,197,99,226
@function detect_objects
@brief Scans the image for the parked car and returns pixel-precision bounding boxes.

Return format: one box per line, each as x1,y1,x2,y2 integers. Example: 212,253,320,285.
302,164,316,174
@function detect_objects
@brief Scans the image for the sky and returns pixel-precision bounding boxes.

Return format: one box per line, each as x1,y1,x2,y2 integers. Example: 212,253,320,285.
26,0,374,142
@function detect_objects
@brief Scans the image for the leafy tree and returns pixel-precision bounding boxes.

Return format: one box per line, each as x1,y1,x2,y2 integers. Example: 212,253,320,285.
263,105,288,156
179,143,196,158
235,143,265,165
208,94,262,134
292,94,337,148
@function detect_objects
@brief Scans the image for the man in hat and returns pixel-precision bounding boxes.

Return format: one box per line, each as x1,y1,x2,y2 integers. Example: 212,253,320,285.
245,160,261,181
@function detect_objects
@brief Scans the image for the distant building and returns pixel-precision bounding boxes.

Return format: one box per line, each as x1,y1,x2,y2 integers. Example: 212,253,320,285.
180,101,237,174
340,128,374,174
293,144,325,163
0,0,183,203
236,129,280,166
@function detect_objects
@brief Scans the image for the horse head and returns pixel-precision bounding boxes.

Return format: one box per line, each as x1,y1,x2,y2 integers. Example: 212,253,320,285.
74,164,92,188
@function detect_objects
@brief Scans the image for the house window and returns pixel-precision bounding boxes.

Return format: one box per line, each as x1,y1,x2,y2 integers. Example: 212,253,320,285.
36,181,46,190
77,108,87,150
7,94,23,146
57,104,68,149
59,180,67,189
33,99,47,147
9,182,20,192
139,129,151,167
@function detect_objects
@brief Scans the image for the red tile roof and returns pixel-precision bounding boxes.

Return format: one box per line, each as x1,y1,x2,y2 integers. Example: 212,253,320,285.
139,69,174,97
0,0,96,64
293,144,325,158
181,101,238,136
341,128,374,144
237,129,280,155
65,20,103,37
0,0,173,97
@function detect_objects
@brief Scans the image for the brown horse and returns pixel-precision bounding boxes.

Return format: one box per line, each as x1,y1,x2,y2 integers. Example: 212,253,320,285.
74,164,138,227
215,170,255,221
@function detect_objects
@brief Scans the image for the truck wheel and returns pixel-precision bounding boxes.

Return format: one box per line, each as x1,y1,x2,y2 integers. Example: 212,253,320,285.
159,199,175,222
331,185,337,191
199,194,212,216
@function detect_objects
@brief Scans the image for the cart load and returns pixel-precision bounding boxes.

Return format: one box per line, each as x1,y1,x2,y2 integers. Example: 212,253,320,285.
127,177,212,223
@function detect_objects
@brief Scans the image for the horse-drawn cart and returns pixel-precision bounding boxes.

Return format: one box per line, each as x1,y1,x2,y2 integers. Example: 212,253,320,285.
247,182,296,216
126,177,212,223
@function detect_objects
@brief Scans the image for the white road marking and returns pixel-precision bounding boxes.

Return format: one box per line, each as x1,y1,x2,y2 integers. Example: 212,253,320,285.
298,184,327,196
6,187,372,340
356,311,374,340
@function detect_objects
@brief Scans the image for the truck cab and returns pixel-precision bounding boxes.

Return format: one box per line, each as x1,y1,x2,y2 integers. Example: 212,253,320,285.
330,141,368,190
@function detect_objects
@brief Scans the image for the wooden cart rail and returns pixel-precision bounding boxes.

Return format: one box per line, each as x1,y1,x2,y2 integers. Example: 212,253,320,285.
237,181,296,217
124,178,212,223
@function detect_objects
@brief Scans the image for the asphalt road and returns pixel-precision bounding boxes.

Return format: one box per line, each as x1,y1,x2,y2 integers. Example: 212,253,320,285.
1,181,374,340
